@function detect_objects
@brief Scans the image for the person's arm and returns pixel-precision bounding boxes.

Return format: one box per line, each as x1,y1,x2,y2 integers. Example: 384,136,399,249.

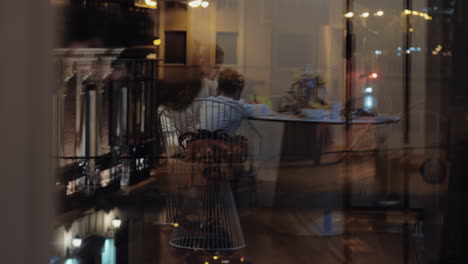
239,100,255,117
240,100,274,117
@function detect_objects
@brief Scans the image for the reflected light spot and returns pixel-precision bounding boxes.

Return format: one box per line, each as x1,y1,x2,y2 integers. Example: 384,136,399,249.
412,11,419,15
404,10,412,15
344,12,354,18
112,217,122,228
213,256,219,260
409,28,414,32
361,12,369,18
375,11,384,16
72,235,82,248
189,0,201,7
364,96,375,109
153,38,161,46
144,0,157,7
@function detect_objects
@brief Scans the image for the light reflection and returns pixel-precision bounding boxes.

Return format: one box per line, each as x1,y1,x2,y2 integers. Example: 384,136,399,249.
189,0,201,7
153,38,161,46
112,217,122,228
64,259,79,264
375,11,384,16
361,12,370,18
144,0,157,7
72,234,82,248
404,10,432,20
344,12,354,18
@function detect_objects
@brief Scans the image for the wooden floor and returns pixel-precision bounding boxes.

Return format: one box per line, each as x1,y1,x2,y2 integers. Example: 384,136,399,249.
134,152,430,264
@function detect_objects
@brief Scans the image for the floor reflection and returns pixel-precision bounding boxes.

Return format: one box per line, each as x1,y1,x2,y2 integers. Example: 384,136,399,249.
53,146,432,264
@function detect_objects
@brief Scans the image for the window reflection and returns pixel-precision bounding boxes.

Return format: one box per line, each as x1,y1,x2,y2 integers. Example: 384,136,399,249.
49,0,464,263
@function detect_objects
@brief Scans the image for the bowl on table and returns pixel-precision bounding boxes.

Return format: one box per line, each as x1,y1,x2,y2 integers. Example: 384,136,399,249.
302,109,329,119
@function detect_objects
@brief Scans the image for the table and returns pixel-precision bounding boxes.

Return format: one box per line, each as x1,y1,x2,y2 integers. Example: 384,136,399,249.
250,112,400,236
250,112,400,125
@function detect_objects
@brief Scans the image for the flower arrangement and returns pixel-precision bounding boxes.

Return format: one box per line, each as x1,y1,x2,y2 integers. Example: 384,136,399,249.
287,66,329,111
290,66,326,85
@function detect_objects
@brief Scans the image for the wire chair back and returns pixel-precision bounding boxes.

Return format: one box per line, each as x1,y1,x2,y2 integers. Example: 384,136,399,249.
158,98,263,250
159,98,261,172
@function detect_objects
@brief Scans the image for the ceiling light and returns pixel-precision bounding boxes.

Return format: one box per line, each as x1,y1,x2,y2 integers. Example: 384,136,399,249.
144,0,157,7
201,1,209,8
189,0,201,7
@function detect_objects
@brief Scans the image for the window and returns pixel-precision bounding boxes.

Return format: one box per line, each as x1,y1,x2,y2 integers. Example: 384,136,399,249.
164,31,187,64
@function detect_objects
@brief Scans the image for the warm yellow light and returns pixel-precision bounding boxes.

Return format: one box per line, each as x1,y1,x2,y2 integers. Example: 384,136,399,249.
344,12,354,18
144,0,157,7
404,10,412,15
201,1,209,8
213,256,219,260
153,38,161,46
409,28,414,32
189,0,201,7
361,12,369,18
173,223,179,227
240,257,245,262
375,11,384,16
412,11,419,15
204,262,209,264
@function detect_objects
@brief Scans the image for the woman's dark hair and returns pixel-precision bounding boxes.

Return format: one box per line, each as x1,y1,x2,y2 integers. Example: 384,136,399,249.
217,68,244,97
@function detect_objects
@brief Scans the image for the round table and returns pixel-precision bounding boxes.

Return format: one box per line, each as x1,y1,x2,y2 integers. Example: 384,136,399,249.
250,112,400,125
249,112,401,236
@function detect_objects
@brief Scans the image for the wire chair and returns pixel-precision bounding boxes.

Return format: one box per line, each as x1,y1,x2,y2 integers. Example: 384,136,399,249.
159,98,261,251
